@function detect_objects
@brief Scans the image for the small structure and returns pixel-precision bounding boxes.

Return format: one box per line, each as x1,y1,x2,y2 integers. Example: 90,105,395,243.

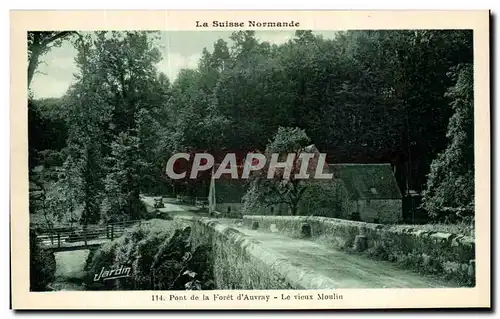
329,163,403,223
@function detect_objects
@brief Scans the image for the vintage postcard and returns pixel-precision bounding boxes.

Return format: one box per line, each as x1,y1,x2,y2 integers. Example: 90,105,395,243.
10,10,490,310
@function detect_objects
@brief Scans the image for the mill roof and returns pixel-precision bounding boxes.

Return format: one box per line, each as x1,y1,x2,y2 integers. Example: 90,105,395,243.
328,163,402,200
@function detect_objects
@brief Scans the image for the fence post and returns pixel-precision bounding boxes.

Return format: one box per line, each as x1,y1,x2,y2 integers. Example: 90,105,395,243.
57,232,61,248
111,225,114,241
84,227,88,248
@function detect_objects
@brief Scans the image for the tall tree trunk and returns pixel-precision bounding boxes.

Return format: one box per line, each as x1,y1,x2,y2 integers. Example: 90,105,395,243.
27,47,40,89
28,31,77,89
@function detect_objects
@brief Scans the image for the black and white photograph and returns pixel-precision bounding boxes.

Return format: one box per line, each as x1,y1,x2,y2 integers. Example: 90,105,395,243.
10,9,490,310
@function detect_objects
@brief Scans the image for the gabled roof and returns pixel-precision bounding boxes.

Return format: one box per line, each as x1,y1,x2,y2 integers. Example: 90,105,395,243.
329,163,402,200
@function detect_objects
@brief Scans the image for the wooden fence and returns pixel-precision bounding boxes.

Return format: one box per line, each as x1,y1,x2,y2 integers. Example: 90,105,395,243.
34,220,140,251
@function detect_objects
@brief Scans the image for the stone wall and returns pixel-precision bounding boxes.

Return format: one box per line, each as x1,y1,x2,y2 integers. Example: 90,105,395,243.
176,216,340,290
242,215,475,286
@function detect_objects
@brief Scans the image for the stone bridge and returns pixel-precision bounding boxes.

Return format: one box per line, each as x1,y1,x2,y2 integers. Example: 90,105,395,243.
174,214,474,289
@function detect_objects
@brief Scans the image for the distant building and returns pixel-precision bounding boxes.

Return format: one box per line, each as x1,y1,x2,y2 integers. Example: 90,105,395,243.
207,149,403,224
258,163,404,224
329,163,403,223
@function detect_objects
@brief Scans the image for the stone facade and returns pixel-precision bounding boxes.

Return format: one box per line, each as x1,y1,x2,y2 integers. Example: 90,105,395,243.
331,163,403,223
347,199,403,224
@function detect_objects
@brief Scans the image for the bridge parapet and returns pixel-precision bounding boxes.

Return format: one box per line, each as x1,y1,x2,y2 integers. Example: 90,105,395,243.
242,215,475,286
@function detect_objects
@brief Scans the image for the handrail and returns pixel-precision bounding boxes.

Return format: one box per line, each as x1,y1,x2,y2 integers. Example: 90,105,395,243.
34,219,140,234
35,219,141,249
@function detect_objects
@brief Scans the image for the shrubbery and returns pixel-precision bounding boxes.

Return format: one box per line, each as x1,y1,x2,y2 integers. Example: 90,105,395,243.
30,228,56,291
84,220,214,290
299,180,350,218
421,64,474,222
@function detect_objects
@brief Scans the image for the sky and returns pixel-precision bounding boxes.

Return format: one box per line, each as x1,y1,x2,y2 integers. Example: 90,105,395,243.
30,30,338,99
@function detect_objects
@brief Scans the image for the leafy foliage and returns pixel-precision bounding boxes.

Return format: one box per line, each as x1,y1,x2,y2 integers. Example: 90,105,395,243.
85,221,214,290
242,127,313,216
30,228,56,291
27,31,78,88
29,30,474,225
299,180,350,218
421,64,474,221
27,29,475,291
101,131,148,222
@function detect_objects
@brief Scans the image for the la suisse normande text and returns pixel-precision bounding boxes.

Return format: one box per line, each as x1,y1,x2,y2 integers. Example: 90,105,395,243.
196,21,300,28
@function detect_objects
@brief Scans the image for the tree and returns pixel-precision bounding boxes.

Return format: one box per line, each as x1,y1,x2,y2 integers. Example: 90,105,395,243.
299,179,350,218
28,31,77,88
28,32,78,235
242,127,316,216
62,34,113,225
29,29,475,227
102,130,148,222
421,63,474,221
59,31,167,223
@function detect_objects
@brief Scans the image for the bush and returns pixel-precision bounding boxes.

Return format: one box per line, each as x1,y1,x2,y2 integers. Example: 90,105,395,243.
300,180,350,218
84,220,213,290
366,242,389,261
101,191,148,223
421,64,474,220
30,228,56,291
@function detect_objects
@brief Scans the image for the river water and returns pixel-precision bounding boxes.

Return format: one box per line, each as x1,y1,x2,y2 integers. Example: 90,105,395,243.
48,250,89,291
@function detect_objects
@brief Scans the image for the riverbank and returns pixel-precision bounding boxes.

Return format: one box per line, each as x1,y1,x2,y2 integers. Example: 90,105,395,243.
48,250,89,291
